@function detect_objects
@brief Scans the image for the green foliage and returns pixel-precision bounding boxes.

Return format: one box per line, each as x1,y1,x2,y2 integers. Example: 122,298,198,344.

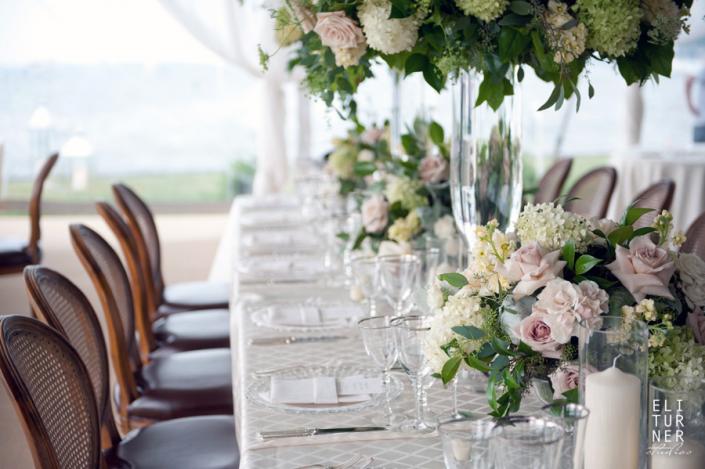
439,272,469,289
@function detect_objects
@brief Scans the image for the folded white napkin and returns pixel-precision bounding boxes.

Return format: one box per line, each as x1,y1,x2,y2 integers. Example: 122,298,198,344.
242,231,312,247
267,304,362,326
269,375,383,405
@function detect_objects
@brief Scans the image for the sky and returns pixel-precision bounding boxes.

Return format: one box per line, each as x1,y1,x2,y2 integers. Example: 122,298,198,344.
0,0,220,64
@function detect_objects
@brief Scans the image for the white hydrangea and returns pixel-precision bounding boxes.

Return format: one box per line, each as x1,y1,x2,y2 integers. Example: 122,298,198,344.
424,292,485,373
516,203,591,251
358,0,423,55
642,0,688,44
455,0,508,22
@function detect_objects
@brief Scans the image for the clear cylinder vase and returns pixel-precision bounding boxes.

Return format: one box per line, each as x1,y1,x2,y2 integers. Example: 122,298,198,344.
649,377,705,469
450,70,522,256
578,316,649,469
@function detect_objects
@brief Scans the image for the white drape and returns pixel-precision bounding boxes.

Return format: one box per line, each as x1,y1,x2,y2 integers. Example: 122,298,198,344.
158,0,310,194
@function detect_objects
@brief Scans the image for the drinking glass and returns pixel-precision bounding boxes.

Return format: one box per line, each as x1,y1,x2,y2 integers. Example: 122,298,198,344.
439,417,496,469
358,315,401,427
393,314,436,433
448,368,488,420
542,403,590,469
350,255,380,316
491,416,565,469
412,246,441,313
379,254,420,315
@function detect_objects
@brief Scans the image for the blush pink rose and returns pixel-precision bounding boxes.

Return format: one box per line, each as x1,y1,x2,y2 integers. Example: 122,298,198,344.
515,313,563,359
497,241,566,299
361,195,388,233
607,236,675,301
549,364,580,399
314,11,364,49
688,307,705,345
532,279,580,343
419,155,449,183
361,127,385,145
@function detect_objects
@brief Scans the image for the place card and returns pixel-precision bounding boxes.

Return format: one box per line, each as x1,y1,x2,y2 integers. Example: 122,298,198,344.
270,376,338,404
338,375,384,396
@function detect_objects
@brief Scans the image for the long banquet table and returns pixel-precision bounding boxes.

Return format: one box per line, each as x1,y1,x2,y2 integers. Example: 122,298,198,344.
226,195,539,468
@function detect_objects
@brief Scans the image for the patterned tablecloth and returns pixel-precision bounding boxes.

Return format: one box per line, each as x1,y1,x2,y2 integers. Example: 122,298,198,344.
227,196,540,468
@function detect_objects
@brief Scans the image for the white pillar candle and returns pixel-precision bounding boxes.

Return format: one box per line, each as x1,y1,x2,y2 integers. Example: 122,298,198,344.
584,366,641,469
651,439,705,469
451,439,471,461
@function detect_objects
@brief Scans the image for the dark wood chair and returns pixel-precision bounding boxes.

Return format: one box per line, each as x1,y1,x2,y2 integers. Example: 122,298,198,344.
0,153,58,275
112,183,230,315
564,166,618,219
628,179,676,229
23,266,239,468
96,201,228,364
69,223,233,431
533,158,573,204
682,211,705,260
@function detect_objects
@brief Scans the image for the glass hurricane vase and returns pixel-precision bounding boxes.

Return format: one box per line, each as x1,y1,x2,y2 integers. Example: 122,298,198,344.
450,70,522,259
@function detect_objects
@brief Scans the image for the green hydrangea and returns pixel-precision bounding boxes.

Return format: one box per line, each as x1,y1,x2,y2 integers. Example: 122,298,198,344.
649,327,705,389
328,146,356,179
454,0,509,22
574,0,641,57
385,176,428,211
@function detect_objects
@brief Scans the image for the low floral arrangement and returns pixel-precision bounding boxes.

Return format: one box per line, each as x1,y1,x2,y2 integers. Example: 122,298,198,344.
346,118,454,253
266,0,692,112
427,203,705,417
326,122,392,196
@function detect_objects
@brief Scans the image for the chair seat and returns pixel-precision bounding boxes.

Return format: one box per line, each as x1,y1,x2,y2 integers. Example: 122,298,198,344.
114,415,239,469
129,348,233,421
0,238,34,268
153,308,230,351
163,281,230,310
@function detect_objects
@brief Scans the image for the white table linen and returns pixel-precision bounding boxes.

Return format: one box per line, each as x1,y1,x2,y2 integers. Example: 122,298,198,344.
227,196,540,468
609,148,705,231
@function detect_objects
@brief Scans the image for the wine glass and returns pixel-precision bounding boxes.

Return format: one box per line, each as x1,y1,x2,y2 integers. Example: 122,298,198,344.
542,403,589,469
350,255,380,315
412,246,441,312
358,315,401,427
491,416,565,469
379,254,420,315
393,314,436,433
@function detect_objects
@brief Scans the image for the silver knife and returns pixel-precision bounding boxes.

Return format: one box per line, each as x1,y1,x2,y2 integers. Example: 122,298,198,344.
258,426,387,441
249,335,348,346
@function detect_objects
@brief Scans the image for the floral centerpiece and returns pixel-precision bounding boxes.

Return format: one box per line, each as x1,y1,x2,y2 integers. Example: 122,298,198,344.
267,0,692,112
349,118,454,253
428,203,705,417
325,122,391,196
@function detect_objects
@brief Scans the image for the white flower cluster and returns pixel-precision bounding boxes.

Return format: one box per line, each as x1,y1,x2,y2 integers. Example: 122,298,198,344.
424,291,485,372
358,0,423,55
388,211,421,243
516,202,591,251
642,0,689,45
454,0,508,22
384,176,427,210
543,0,588,64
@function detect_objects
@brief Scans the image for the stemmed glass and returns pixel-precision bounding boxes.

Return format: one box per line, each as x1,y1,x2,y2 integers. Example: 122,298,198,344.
491,416,565,469
542,403,589,469
379,254,420,315
439,416,496,469
350,255,380,316
358,315,401,427
393,314,436,433
412,246,441,312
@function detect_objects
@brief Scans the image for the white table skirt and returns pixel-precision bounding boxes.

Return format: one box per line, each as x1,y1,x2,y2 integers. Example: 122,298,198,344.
226,196,542,468
608,148,705,232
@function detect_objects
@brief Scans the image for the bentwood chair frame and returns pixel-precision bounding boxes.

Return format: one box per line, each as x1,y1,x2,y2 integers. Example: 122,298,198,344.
533,158,573,205
0,153,59,275
629,179,676,229
0,315,104,469
683,211,705,260
564,166,618,219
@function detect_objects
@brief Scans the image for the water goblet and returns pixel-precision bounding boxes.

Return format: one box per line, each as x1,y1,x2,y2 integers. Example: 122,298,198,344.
350,255,380,316
379,254,420,315
439,416,496,469
358,315,401,427
542,403,589,469
491,416,565,469
393,314,436,433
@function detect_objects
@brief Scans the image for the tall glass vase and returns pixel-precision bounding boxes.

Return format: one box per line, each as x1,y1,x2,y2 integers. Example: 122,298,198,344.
450,70,522,258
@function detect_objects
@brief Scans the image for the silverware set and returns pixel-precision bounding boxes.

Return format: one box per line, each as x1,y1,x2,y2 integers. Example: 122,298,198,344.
258,426,387,441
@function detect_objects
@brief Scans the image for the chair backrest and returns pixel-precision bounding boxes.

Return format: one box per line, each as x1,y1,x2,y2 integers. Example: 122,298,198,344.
0,315,101,469
534,158,573,205
96,201,155,363
112,183,164,311
24,266,121,448
629,179,676,229
27,153,59,262
564,166,618,218
683,211,705,261
69,223,141,421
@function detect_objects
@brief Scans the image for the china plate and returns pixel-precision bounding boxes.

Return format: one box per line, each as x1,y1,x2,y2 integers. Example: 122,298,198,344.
250,301,365,332
246,365,402,415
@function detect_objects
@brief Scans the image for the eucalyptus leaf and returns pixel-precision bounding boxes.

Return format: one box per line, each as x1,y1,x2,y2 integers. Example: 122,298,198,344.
452,325,486,340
